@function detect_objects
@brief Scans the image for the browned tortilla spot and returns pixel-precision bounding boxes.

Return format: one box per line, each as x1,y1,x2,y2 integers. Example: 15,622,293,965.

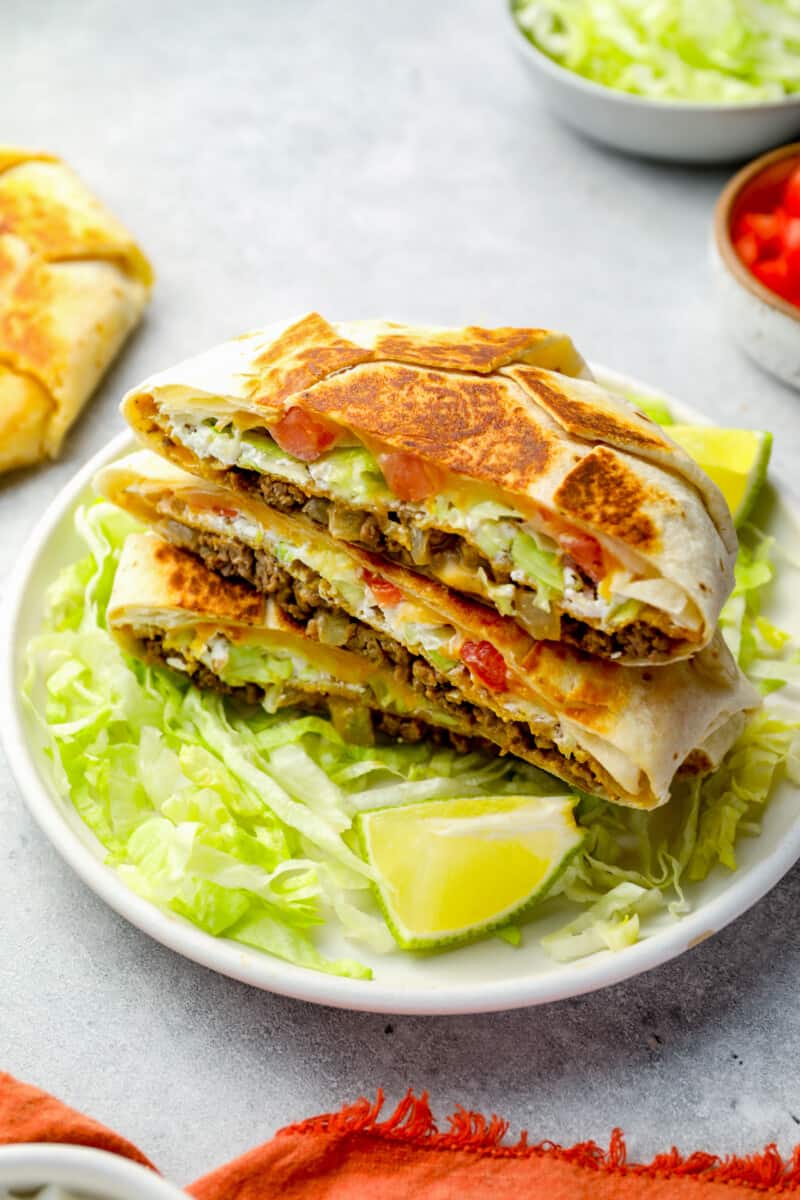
521,641,625,734
246,316,587,407
297,363,556,489
247,312,374,406
554,446,661,550
0,239,21,279
152,539,264,623
372,326,553,374
0,261,59,373
508,365,668,451
0,185,83,259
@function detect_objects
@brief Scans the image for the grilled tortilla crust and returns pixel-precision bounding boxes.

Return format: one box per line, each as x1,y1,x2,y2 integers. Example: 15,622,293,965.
0,147,152,473
242,314,731,550
132,534,267,623
245,312,589,401
123,313,736,661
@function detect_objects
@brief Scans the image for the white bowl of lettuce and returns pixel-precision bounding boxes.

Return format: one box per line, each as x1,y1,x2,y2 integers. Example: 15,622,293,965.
0,1145,185,1200
3,368,800,1015
509,1,800,163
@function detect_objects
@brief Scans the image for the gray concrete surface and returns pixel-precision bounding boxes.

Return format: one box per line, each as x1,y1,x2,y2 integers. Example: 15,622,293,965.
3,0,800,1186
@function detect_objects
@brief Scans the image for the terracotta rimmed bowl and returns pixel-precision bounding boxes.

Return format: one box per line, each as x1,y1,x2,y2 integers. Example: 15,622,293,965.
713,142,800,389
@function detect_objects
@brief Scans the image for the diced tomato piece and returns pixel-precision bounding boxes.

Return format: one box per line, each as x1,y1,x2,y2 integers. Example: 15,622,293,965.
736,210,784,256
783,216,800,285
362,569,404,607
270,407,339,462
784,165,800,218
460,640,508,693
212,506,239,519
378,451,443,502
734,232,760,267
558,531,606,583
529,502,574,540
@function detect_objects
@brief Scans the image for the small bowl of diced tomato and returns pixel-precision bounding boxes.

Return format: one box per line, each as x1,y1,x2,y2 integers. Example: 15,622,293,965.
713,142,800,390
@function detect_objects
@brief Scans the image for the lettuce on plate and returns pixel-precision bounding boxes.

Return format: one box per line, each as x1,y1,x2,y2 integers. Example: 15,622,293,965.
24,492,800,977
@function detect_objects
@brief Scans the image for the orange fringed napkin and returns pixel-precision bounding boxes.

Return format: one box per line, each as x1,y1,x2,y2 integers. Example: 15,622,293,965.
3,1073,800,1197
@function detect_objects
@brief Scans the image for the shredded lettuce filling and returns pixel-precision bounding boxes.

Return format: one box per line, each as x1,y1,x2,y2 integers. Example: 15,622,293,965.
513,0,800,103
510,530,564,610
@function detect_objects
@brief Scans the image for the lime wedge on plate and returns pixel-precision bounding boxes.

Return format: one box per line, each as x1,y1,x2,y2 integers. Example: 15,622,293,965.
630,394,675,425
667,425,772,527
355,794,584,950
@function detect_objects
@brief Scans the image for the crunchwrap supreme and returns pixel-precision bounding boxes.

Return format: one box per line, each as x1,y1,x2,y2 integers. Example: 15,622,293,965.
97,451,759,811
121,313,736,665
0,147,152,473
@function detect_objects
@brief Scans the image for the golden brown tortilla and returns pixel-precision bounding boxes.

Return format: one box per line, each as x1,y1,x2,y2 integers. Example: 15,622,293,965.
0,147,153,473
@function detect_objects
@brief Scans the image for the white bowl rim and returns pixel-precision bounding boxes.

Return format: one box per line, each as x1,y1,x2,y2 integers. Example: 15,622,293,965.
0,1144,185,1198
3,364,800,1015
506,1,800,115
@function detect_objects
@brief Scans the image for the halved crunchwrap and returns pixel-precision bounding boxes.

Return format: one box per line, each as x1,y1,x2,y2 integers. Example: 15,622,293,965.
97,451,759,810
120,313,736,665
0,147,153,473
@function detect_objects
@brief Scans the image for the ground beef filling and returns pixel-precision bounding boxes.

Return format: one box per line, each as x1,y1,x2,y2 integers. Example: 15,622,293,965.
137,634,493,754
156,520,618,798
560,616,675,661
146,419,682,662
238,473,682,660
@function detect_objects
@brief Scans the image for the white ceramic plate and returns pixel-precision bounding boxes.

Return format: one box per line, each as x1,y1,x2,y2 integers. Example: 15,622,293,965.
2,367,799,1015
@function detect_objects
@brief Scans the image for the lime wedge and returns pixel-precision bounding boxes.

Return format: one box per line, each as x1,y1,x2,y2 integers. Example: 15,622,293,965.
355,794,584,950
667,425,772,527
628,393,674,425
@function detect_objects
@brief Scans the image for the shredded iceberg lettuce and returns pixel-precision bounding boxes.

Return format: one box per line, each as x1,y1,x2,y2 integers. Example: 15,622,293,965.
542,882,665,962
513,0,800,103
308,446,390,503
510,530,564,607
719,530,800,695
555,708,799,903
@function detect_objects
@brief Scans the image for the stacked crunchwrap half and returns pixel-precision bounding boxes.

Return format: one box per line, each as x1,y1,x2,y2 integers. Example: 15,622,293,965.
98,314,759,811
